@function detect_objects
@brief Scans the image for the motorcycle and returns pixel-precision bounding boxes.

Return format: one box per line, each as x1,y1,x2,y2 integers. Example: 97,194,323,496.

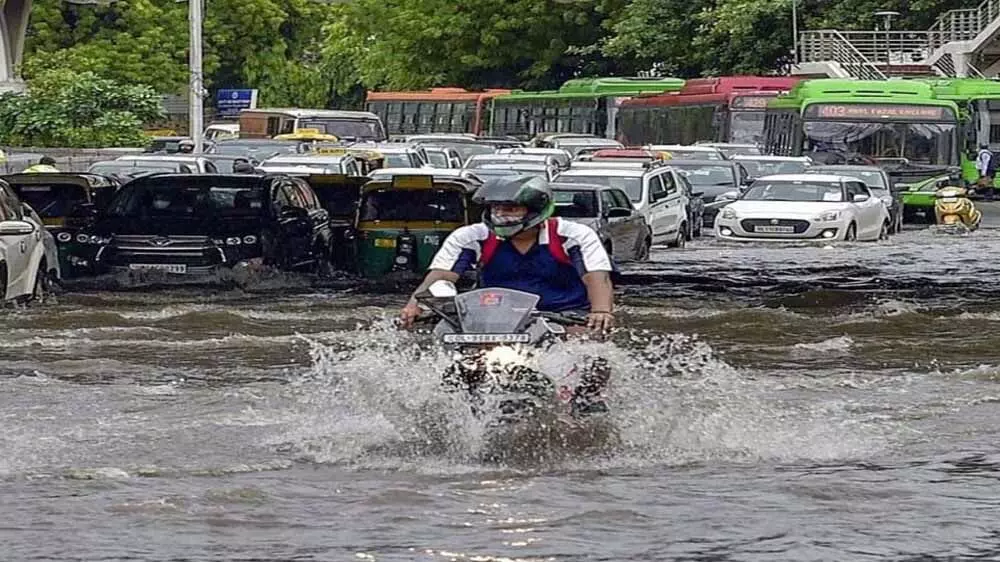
413,280,610,427
934,185,982,233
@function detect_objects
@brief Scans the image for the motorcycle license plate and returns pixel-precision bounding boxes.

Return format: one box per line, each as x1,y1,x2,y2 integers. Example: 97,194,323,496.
941,197,958,203
374,238,396,248
442,333,532,344
754,226,794,233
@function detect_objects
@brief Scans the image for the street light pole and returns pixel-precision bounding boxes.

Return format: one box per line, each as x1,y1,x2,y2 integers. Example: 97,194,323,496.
791,0,799,65
189,0,204,155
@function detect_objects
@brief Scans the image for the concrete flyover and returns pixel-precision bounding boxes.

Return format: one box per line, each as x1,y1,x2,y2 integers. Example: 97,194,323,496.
0,0,29,92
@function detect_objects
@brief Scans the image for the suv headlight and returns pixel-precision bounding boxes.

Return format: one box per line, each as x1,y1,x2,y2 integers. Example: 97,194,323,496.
815,211,840,221
720,208,737,220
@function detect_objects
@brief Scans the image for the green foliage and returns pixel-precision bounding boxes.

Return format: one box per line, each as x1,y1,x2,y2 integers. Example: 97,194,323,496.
0,69,163,147
19,0,990,109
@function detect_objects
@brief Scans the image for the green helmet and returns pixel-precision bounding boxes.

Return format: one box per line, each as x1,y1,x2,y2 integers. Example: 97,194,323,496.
473,176,555,238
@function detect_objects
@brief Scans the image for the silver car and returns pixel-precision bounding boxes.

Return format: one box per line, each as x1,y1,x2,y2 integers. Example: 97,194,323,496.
551,182,650,262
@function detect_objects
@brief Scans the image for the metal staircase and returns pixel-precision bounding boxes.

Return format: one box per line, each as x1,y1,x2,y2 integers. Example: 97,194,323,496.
798,0,1000,79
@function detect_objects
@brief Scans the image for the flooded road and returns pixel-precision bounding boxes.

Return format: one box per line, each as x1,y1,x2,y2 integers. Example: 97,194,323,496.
6,208,1000,561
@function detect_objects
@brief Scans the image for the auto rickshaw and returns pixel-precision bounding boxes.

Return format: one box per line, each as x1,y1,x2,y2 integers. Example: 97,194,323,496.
3,172,119,277
300,173,371,271
352,172,482,278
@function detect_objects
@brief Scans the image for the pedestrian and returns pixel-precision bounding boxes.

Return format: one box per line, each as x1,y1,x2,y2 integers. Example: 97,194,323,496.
976,143,995,199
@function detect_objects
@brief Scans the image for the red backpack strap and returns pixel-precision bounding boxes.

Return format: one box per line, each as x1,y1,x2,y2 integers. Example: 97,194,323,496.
479,232,500,265
546,219,571,266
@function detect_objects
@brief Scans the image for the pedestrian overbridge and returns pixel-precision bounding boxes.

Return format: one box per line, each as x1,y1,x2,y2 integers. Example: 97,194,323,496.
0,0,28,92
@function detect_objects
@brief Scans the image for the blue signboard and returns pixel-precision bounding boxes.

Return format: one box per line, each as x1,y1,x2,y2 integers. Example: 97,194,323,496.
215,88,258,118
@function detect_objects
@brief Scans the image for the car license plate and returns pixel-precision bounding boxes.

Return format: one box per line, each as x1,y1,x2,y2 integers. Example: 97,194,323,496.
442,333,532,344
129,263,187,273
374,238,396,248
754,226,795,233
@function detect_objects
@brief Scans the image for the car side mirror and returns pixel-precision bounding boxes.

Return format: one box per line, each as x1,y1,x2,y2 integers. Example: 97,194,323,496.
652,190,668,202
743,176,756,185
0,220,36,236
852,193,870,203
280,206,308,220
605,207,632,218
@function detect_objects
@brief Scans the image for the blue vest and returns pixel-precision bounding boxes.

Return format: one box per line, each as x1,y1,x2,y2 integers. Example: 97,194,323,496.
479,239,590,312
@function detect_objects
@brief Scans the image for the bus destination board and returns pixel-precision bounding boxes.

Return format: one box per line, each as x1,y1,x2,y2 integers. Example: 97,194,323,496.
804,103,955,121
730,95,775,110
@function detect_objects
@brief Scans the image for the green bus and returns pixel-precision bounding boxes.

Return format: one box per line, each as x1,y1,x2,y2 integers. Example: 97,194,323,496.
926,78,1000,186
489,77,685,140
763,79,960,183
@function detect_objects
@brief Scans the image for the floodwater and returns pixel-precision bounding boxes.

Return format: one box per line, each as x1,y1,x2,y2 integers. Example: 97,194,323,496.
6,215,1000,561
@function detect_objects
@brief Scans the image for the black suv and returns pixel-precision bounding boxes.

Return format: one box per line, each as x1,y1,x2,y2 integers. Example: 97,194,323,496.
78,174,334,275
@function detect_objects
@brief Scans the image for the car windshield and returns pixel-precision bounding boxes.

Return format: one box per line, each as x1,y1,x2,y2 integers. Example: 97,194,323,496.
673,165,737,197
108,178,267,219
557,174,642,202
89,162,185,176
426,152,449,167
420,142,496,162
809,169,887,189
12,184,89,218
738,159,809,177
552,190,597,218
715,145,761,157
662,149,724,161
383,153,416,168
211,142,297,158
299,119,385,141
743,181,844,202
803,121,956,165
360,189,464,222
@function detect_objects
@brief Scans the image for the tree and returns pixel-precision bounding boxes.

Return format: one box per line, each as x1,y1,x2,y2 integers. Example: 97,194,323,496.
0,69,163,147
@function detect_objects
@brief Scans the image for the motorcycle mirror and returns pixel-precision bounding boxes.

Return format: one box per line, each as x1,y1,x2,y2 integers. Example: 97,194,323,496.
428,279,458,298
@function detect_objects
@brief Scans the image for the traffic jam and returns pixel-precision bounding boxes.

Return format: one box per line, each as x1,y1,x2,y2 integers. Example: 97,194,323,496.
2,75,990,303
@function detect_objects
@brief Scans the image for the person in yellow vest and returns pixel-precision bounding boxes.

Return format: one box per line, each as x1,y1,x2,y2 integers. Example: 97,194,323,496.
23,156,60,173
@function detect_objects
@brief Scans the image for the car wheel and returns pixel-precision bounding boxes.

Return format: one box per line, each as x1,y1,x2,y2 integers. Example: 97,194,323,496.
637,237,651,261
668,223,687,248
845,222,858,242
879,220,890,241
30,263,49,304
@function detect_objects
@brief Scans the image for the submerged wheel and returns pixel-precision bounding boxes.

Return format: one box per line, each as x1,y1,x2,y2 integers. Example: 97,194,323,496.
845,223,858,242
879,220,890,241
636,237,651,261
30,263,49,304
668,223,687,248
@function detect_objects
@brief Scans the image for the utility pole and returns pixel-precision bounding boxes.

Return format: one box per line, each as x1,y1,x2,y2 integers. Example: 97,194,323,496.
189,0,204,155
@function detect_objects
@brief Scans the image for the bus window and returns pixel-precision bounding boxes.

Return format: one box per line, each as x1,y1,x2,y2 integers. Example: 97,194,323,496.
266,117,281,137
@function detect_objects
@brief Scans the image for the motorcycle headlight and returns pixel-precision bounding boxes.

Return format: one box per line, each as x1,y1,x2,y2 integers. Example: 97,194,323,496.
720,208,737,220
76,233,89,243
242,235,258,245
57,232,72,243
815,211,840,221
226,237,241,245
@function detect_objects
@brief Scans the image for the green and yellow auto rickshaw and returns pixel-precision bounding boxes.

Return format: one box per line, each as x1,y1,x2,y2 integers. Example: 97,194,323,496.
3,172,119,277
300,173,370,271
353,172,482,278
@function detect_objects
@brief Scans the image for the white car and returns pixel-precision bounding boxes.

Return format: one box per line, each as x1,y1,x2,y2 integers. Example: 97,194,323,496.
0,185,59,303
257,153,365,176
715,174,890,242
555,162,689,248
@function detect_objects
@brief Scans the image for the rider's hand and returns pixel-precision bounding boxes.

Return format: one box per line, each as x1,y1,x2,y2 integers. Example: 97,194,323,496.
587,311,615,333
399,299,422,329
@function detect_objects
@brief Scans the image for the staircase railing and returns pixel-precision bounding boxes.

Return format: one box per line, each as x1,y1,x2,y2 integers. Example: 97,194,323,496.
802,0,1000,77
798,30,888,80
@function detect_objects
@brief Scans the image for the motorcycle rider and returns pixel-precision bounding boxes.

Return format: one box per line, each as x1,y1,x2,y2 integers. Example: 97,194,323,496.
399,175,615,413
976,143,995,199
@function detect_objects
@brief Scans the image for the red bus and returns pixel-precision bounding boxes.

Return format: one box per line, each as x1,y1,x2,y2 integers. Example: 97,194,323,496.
365,88,511,137
616,76,801,146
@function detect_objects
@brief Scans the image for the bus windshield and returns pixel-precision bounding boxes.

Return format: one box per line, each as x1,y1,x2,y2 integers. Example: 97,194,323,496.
803,121,955,165
300,119,385,141
729,111,766,144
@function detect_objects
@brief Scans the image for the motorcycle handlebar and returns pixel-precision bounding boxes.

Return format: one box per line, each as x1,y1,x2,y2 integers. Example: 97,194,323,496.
534,311,588,326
